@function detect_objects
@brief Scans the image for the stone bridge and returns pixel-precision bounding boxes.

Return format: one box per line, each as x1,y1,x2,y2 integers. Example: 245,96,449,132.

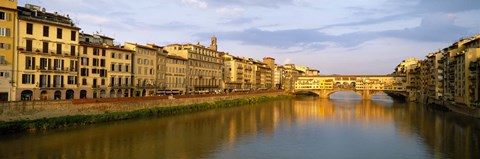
294,75,408,100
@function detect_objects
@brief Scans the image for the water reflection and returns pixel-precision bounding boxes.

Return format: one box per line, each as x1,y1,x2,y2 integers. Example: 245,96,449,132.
0,93,479,159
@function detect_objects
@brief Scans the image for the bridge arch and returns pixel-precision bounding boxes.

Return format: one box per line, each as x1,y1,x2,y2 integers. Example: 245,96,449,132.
293,90,321,96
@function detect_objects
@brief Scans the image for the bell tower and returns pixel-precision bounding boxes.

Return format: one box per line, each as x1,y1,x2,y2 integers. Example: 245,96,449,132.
209,35,217,51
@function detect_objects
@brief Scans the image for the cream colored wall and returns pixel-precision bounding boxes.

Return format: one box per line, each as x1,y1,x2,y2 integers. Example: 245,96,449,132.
165,58,186,91
16,20,79,89
0,2,16,100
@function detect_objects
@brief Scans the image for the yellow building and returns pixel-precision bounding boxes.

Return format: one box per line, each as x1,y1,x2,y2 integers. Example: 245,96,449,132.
164,36,223,94
15,4,80,101
79,33,134,98
0,0,16,101
222,54,256,92
124,42,157,96
78,34,108,98
165,55,187,94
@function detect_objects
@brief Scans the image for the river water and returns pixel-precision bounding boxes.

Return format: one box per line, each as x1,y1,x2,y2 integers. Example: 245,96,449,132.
1,92,479,159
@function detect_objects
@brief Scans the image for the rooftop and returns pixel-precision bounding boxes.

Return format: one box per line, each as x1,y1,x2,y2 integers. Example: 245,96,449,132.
18,4,78,29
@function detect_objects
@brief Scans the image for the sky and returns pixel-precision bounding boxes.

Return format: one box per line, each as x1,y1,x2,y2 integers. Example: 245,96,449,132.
18,0,480,75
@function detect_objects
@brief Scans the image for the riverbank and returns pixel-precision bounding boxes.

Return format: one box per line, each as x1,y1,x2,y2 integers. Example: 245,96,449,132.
426,99,480,118
0,93,290,134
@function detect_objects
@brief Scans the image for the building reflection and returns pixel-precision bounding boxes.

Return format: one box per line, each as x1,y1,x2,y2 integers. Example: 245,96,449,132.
0,96,479,158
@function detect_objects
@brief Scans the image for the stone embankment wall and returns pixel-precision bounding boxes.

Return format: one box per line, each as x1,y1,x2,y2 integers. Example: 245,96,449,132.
0,91,285,122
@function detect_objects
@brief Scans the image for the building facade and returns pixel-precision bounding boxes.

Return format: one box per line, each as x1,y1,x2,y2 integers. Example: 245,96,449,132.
165,55,187,95
15,4,80,101
124,42,157,97
0,0,16,101
165,38,223,94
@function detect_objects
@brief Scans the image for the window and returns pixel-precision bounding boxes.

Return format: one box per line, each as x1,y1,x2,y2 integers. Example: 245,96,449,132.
42,42,49,53
81,57,89,66
93,48,99,55
0,72,10,78
118,64,123,72
0,28,10,37
0,55,5,65
70,60,77,71
81,68,89,76
56,28,62,39
54,59,63,70
26,40,32,52
71,31,76,41
22,74,35,84
56,44,62,54
68,76,77,85
40,58,48,70
93,58,99,67
101,79,105,85
126,54,129,60
83,46,87,54
70,45,76,56
43,26,49,37
125,64,129,72
82,78,87,85
110,63,115,71
0,12,5,20
25,56,35,70
100,59,105,67
102,49,106,56
100,69,106,77
111,52,115,58
0,43,10,49
26,23,33,35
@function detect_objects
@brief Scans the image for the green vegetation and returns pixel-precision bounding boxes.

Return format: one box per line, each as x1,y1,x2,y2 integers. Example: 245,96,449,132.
0,95,291,134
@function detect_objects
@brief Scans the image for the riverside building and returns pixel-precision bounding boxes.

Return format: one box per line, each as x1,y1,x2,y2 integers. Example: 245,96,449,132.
0,0,16,101
164,36,223,94
15,4,80,101
124,42,157,97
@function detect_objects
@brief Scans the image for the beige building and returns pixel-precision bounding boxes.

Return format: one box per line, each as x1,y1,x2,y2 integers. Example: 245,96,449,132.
165,55,187,94
124,42,157,97
0,0,16,101
222,54,256,92
145,44,167,95
164,36,223,94
263,57,275,89
15,4,80,101
253,60,272,90
393,58,421,101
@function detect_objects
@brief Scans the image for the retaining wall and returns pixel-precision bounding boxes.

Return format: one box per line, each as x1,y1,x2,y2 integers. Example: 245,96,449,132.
0,92,285,122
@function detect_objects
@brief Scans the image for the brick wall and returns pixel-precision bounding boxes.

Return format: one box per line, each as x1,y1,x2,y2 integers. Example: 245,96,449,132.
0,91,285,122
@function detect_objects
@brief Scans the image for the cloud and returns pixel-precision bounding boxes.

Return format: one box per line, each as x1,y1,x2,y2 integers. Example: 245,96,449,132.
216,7,245,16
181,0,208,9
221,17,259,25
205,0,304,8
198,12,472,51
77,14,111,26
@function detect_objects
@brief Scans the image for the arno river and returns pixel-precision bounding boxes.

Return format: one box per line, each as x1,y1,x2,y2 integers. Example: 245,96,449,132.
1,92,479,159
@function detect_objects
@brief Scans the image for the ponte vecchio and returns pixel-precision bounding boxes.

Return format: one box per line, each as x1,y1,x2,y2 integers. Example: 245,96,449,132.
294,75,408,100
